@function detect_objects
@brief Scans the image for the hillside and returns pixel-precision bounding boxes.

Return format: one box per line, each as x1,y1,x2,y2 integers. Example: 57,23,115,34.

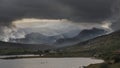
60,30,120,57
0,41,54,55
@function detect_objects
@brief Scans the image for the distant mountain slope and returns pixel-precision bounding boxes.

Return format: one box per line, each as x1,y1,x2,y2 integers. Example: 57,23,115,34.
61,30,120,57
10,32,62,45
56,28,107,46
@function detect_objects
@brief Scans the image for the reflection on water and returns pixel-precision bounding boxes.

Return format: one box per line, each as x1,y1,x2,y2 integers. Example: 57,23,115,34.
0,57,103,68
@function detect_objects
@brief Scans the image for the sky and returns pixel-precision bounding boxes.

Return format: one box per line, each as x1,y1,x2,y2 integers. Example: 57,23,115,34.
0,0,120,41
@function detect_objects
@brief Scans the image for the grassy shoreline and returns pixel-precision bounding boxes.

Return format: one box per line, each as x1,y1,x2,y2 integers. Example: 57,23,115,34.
0,55,96,59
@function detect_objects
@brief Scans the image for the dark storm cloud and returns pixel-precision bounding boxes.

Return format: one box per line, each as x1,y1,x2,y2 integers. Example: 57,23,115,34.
59,0,114,22
0,0,73,25
0,0,118,26
110,0,120,31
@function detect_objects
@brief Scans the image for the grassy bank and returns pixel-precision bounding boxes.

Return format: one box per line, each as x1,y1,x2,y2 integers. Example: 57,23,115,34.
86,62,120,68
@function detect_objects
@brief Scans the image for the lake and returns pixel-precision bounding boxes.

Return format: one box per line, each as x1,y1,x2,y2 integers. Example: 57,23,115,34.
0,57,103,68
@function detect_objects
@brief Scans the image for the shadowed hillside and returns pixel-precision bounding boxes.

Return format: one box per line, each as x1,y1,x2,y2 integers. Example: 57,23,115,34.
0,41,54,55
61,30,120,57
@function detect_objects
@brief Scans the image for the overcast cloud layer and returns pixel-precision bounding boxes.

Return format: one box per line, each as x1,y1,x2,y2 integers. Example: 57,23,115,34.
0,0,119,30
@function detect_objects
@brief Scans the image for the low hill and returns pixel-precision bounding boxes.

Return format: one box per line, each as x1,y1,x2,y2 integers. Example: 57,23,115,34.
0,41,54,55
60,30,120,57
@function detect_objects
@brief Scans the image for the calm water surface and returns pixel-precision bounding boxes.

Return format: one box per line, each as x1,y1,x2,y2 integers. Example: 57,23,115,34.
0,57,103,68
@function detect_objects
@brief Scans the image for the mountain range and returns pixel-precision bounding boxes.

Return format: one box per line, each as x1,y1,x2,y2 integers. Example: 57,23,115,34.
9,28,107,47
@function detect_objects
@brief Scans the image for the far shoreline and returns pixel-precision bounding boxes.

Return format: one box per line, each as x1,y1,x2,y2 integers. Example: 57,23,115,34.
0,54,103,60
